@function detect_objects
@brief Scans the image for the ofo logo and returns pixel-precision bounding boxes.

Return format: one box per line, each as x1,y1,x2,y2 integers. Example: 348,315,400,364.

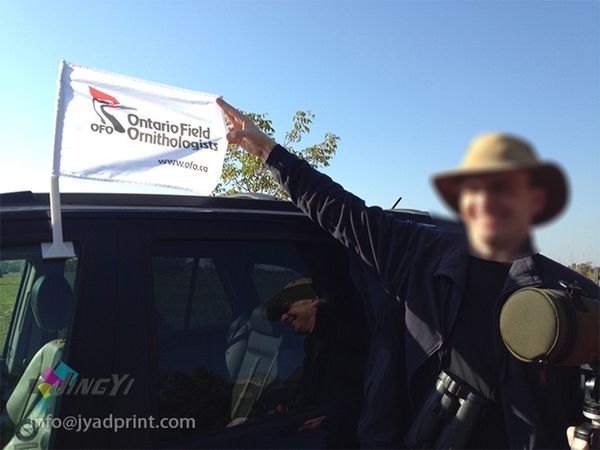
89,86,136,134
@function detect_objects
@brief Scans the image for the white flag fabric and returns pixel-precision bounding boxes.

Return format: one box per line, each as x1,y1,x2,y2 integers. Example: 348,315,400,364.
52,60,227,194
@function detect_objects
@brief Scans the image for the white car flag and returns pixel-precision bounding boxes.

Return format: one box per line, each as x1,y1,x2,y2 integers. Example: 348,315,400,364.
52,60,227,194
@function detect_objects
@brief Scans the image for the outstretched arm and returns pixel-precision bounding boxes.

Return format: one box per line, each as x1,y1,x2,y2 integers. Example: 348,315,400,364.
216,98,438,290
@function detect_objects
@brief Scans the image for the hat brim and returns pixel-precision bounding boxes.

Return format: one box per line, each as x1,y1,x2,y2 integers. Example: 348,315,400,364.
262,283,318,321
431,162,568,225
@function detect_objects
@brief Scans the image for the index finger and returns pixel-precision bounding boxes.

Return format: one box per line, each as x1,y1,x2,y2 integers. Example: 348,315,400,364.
216,97,244,119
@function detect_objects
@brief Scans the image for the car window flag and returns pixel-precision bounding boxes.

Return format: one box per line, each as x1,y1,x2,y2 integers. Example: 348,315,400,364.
43,60,228,259
52,60,227,192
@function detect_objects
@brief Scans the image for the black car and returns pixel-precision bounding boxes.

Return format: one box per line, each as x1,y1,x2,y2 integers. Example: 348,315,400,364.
0,191,453,449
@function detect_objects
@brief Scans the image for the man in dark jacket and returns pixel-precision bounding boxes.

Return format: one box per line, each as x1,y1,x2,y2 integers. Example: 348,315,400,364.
264,278,367,447
217,98,599,449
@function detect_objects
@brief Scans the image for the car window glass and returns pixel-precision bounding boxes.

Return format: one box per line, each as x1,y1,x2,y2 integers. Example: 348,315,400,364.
251,263,305,303
153,257,193,331
190,259,232,328
154,257,231,334
0,259,25,350
153,239,369,447
0,246,77,450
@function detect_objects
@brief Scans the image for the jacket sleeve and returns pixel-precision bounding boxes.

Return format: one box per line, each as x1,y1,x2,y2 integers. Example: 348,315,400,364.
266,145,439,292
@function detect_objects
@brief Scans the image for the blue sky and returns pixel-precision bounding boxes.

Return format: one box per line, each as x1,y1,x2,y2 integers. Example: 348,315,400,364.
1,1,598,265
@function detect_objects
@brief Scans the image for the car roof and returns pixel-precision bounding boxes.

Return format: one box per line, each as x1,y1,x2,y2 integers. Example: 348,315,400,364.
0,191,439,225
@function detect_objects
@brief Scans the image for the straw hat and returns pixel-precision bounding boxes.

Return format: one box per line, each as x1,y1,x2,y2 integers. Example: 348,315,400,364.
431,132,568,224
262,278,319,321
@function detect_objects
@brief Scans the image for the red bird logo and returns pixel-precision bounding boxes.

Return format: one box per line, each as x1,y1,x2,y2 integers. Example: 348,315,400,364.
89,86,135,133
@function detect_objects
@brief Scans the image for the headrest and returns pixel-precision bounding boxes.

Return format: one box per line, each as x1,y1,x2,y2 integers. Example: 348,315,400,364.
250,305,283,337
31,274,73,332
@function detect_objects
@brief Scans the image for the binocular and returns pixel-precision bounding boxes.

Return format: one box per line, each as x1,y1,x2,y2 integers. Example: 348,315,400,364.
404,371,488,449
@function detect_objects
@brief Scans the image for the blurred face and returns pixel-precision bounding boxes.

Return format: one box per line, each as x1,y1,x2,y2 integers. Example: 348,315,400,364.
458,171,546,260
280,298,319,335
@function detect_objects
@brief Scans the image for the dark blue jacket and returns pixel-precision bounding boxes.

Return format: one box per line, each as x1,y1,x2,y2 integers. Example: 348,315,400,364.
266,145,600,449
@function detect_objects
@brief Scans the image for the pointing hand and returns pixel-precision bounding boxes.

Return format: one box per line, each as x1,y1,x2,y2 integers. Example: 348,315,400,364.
217,98,277,161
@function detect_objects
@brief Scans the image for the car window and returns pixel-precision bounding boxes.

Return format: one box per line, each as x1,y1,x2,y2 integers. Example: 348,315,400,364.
0,246,77,450
0,259,25,351
251,263,305,302
154,257,232,333
152,239,370,447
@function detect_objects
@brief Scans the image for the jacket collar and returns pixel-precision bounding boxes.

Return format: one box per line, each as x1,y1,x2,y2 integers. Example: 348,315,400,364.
501,237,543,294
434,236,541,286
433,239,469,289
502,254,543,295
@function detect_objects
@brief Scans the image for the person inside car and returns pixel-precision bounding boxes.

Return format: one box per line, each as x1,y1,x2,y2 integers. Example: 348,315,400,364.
263,278,366,447
217,97,598,450
264,278,322,337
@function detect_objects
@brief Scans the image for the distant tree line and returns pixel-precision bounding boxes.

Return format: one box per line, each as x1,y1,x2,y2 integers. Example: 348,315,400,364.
568,262,600,286
0,261,24,277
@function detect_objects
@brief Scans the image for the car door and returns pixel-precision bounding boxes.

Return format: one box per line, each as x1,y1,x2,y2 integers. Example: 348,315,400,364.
136,213,373,449
0,213,110,450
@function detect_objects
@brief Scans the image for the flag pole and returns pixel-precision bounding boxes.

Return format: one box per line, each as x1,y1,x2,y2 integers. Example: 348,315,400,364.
41,60,75,260
41,175,75,259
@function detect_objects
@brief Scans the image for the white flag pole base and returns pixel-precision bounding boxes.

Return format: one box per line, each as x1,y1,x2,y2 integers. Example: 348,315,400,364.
41,241,75,259
41,175,75,260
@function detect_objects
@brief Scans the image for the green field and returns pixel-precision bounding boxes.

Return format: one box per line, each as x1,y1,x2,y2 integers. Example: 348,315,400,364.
0,272,20,348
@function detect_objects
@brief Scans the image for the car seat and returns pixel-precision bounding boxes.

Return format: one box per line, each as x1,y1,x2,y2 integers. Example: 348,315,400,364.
5,273,72,426
225,306,285,426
